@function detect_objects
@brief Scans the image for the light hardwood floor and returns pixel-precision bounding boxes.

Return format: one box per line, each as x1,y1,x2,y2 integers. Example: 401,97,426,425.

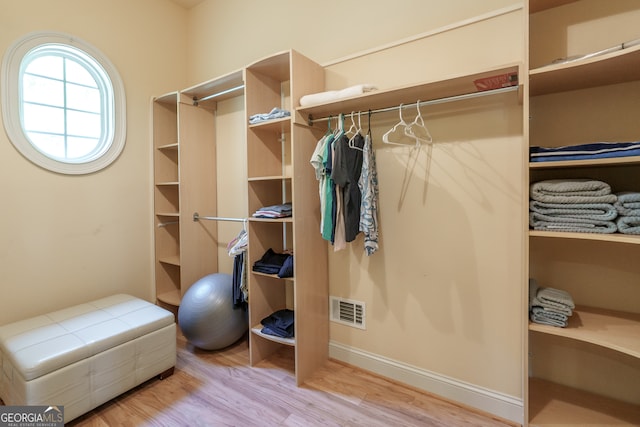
62,330,517,427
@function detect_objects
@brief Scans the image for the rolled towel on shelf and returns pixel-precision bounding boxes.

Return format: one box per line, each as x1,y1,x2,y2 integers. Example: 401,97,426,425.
616,216,640,235
528,278,575,327
530,306,569,328
530,179,617,204
614,192,640,216
299,84,377,106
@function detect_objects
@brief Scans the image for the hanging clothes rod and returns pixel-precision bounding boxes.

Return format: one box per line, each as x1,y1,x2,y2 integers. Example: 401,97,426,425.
193,212,247,223
307,85,518,125
192,84,245,106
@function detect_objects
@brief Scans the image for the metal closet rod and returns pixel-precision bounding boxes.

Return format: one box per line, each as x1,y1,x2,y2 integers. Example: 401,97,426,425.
192,84,245,105
307,85,518,125
193,212,247,223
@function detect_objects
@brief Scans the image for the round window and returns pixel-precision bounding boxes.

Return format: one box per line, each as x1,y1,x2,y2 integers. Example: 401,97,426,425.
1,32,126,174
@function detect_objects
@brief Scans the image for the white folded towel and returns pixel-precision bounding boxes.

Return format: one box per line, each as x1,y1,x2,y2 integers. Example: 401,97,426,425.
300,84,377,107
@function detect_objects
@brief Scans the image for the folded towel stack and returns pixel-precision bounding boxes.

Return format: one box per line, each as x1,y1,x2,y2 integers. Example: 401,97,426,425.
529,179,618,234
529,279,575,328
614,192,640,235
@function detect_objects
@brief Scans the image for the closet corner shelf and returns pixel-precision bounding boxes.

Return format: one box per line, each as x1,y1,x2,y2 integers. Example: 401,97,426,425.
247,175,291,182
250,325,295,346
529,230,640,245
529,43,640,96
249,217,294,223
529,305,640,359
529,155,640,169
248,116,291,133
181,68,244,106
158,255,180,267
529,0,579,14
528,377,640,426
156,181,179,186
157,289,181,307
154,91,178,104
157,142,179,150
156,212,180,218
251,271,294,281
296,64,521,119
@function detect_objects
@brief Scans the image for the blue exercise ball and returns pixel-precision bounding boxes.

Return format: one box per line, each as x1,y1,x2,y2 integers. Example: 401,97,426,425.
178,273,247,350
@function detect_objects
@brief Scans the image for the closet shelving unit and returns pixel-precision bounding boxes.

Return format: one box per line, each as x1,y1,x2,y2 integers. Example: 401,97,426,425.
244,50,328,385
152,70,244,309
298,65,521,124
527,0,640,425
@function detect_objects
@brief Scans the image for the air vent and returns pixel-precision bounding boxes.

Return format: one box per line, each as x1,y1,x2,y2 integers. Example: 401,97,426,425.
330,297,365,329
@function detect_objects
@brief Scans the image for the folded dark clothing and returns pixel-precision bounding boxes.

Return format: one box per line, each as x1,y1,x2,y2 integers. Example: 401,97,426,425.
252,265,281,275
261,309,294,338
252,248,290,274
277,255,293,278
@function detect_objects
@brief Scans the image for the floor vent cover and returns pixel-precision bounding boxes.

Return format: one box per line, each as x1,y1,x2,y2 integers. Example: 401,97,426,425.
330,297,366,329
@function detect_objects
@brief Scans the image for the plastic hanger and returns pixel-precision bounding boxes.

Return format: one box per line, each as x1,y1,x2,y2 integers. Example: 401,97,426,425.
382,104,414,147
348,111,364,151
404,101,432,145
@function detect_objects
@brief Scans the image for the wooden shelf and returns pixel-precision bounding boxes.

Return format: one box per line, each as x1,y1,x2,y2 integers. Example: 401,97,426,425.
156,212,179,217
248,116,291,133
157,289,181,307
246,50,291,81
158,255,180,266
181,69,244,105
529,230,640,245
157,142,179,150
247,175,291,182
154,91,178,104
530,155,640,169
529,44,640,96
249,217,293,223
529,0,579,14
251,271,294,281
529,305,640,359
251,324,295,346
529,377,640,426
297,64,520,120
156,181,179,186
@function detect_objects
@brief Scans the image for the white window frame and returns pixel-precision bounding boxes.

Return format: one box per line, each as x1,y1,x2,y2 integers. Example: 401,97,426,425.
1,31,126,174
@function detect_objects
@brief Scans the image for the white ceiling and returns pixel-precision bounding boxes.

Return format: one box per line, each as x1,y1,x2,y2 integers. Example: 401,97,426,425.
170,0,205,9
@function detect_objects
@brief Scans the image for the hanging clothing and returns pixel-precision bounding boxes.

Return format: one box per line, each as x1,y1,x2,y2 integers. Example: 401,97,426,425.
358,133,380,255
332,133,365,242
311,132,331,235
232,252,246,308
321,132,337,242
228,227,248,304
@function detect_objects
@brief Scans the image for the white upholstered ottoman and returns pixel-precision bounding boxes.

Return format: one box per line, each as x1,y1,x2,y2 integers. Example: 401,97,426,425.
0,294,176,423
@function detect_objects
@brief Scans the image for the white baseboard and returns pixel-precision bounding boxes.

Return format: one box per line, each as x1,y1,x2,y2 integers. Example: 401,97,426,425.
329,341,524,425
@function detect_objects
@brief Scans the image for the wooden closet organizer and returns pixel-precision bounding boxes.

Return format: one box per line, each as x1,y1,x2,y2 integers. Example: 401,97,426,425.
526,0,640,425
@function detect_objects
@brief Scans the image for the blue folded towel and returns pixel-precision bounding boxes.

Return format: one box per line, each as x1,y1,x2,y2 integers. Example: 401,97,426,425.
530,141,640,162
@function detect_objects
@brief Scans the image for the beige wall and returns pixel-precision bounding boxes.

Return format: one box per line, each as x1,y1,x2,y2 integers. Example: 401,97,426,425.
0,0,188,325
186,0,526,419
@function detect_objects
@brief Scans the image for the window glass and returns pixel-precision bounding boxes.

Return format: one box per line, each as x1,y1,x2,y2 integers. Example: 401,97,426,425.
1,32,126,174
